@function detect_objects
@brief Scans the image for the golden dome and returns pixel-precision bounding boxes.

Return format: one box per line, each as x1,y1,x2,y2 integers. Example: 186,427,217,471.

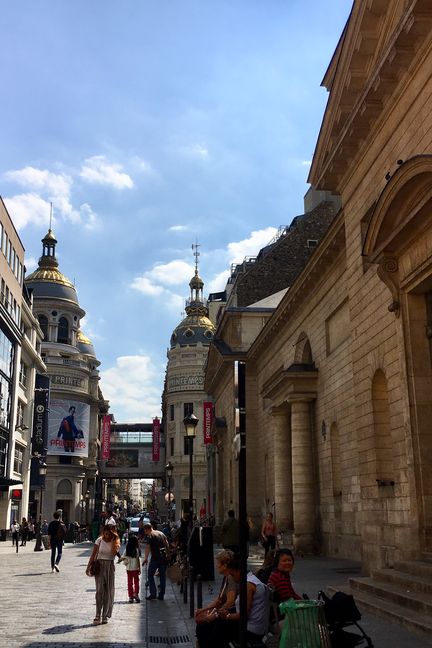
25,267,75,288
77,330,92,345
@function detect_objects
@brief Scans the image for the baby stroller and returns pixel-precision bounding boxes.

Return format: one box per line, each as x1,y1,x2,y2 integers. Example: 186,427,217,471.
318,591,374,647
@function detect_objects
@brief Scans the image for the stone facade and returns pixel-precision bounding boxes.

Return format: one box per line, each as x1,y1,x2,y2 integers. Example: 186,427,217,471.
205,0,432,573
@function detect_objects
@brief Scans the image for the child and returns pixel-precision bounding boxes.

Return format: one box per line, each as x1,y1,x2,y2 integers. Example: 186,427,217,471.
119,534,142,602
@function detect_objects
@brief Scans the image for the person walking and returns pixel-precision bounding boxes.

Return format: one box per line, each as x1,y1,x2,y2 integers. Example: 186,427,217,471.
221,510,240,554
119,535,141,603
261,512,277,557
142,522,170,601
20,517,29,546
10,519,20,553
47,511,66,572
86,524,120,625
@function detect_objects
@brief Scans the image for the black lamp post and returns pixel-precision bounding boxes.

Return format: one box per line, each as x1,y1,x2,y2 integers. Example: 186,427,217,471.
165,461,174,522
34,458,47,552
183,413,198,531
183,413,198,618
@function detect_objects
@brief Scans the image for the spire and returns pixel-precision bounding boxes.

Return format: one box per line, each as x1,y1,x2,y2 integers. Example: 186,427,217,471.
39,226,59,271
189,241,204,303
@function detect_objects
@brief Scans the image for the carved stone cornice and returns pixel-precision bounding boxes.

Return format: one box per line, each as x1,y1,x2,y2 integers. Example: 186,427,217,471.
261,364,318,408
309,1,432,190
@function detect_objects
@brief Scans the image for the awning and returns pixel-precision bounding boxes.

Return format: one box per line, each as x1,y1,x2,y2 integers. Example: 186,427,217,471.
0,477,23,491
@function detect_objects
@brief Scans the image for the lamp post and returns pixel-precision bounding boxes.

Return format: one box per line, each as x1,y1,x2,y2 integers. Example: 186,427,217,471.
165,461,174,522
85,489,90,526
183,413,198,618
183,413,198,531
34,458,47,552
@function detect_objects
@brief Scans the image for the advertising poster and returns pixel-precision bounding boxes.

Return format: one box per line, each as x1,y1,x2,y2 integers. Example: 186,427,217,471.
47,399,90,457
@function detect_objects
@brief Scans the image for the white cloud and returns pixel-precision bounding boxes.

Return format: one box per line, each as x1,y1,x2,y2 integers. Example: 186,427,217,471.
130,276,160,296
206,269,230,294
99,355,163,422
3,193,51,229
169,225,189,232
23,256,38,274
80,203,99,230
147,260,193,286
301,160,312,166
180,143,209,160
80,155,134,189
3,165,92,228
227,227,278,264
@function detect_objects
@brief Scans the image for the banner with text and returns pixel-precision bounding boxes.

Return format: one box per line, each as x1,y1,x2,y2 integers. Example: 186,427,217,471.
31,374,50,456
152,417,160,461
101,415,111,460
203,401,213,445
47,399,90,457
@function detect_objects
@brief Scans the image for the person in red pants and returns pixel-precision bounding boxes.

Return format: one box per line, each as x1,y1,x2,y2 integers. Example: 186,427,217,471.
119,535,142,602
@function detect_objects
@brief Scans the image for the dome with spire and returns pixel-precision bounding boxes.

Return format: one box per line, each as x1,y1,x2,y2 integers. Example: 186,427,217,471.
170,244,215,348
25,229,80,305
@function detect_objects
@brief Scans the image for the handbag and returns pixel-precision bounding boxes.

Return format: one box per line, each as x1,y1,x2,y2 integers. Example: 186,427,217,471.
167,562,182,582
87,542,101,577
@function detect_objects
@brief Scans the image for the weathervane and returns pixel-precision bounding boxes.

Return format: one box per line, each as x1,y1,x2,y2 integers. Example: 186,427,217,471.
192,241,200,274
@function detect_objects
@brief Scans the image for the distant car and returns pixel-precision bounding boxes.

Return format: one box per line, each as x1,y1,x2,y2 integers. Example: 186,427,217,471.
127,516,150,540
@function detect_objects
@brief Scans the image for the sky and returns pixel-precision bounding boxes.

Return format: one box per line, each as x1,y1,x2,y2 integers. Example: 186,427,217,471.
1,1,352,423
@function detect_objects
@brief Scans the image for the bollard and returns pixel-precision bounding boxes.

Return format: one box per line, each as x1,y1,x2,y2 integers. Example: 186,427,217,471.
196,574,203,609
183,576,188,604
189,566,195,617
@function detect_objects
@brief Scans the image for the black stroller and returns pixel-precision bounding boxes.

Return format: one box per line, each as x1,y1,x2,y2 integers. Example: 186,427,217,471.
318,590,374,647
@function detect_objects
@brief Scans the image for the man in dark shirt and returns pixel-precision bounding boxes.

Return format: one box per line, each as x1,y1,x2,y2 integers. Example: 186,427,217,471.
142,523,170,600
47,511,65,573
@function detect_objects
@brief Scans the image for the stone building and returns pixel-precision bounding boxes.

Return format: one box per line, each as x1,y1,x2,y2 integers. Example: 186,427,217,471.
0,197,46,535
163,251,215,520
25,229,106,524
205,0,432,580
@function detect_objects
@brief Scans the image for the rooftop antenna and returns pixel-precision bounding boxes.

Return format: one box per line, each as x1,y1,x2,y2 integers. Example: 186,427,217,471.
192,240,200,274
49,202,53,230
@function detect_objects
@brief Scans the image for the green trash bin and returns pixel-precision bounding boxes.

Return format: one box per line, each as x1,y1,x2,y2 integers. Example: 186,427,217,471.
279,599,331,648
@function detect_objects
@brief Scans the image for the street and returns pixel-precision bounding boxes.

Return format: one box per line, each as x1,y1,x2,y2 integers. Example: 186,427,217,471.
0,540,431,648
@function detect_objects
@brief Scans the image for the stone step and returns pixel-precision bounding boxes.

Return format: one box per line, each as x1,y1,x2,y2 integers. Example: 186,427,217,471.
394,560,432,579
348,576,432,616
327,584,432,640
371,567,432,595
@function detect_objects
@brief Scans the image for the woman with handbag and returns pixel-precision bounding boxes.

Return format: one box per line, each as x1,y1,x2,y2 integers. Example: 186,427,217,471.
86,524,120,625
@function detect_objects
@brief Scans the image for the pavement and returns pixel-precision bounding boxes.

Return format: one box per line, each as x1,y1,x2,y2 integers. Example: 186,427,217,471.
0,538,431,648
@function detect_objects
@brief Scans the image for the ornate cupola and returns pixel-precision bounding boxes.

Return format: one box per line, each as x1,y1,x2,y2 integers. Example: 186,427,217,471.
170,243,215,348
25,229,82,308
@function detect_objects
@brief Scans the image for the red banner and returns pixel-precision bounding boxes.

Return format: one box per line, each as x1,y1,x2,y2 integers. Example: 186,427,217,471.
101,415,111,460
203,402,213,445
152,417,160,461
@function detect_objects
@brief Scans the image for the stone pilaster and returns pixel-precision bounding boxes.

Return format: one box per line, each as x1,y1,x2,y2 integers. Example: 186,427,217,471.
272,407,293,534
290,398,315,553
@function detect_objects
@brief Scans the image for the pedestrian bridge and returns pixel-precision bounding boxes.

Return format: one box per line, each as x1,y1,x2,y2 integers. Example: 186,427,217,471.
98,424,166,480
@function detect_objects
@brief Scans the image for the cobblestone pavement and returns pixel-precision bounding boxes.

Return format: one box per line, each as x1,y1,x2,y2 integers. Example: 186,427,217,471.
1,540,431,648
0,539,200,648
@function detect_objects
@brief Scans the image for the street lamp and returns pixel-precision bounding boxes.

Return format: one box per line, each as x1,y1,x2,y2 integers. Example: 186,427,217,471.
34,458,47,552
183,413,198,531
165,461,174,522
183,413,198,617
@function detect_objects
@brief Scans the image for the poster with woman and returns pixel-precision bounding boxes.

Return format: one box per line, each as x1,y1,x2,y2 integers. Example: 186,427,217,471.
47,400,90,457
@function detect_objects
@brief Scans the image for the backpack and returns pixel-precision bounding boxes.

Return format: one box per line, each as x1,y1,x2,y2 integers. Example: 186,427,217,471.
56,522,67,541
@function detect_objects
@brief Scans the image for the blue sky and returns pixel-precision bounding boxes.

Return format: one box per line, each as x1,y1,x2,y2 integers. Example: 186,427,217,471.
1,1,351,422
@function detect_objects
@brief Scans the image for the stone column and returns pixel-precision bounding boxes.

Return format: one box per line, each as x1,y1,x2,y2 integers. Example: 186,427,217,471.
290,398,315,553
272,408,293,535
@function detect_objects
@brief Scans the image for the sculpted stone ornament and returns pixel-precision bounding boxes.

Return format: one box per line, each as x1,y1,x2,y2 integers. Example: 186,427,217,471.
377,255,400,317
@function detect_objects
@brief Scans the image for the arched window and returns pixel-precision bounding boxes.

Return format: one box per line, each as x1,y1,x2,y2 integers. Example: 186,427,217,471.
57,479,72,495
38,314,48,341
57,317,69,344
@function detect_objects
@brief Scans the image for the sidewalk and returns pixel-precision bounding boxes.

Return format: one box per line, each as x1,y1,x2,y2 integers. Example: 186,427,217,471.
0,539,431,647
